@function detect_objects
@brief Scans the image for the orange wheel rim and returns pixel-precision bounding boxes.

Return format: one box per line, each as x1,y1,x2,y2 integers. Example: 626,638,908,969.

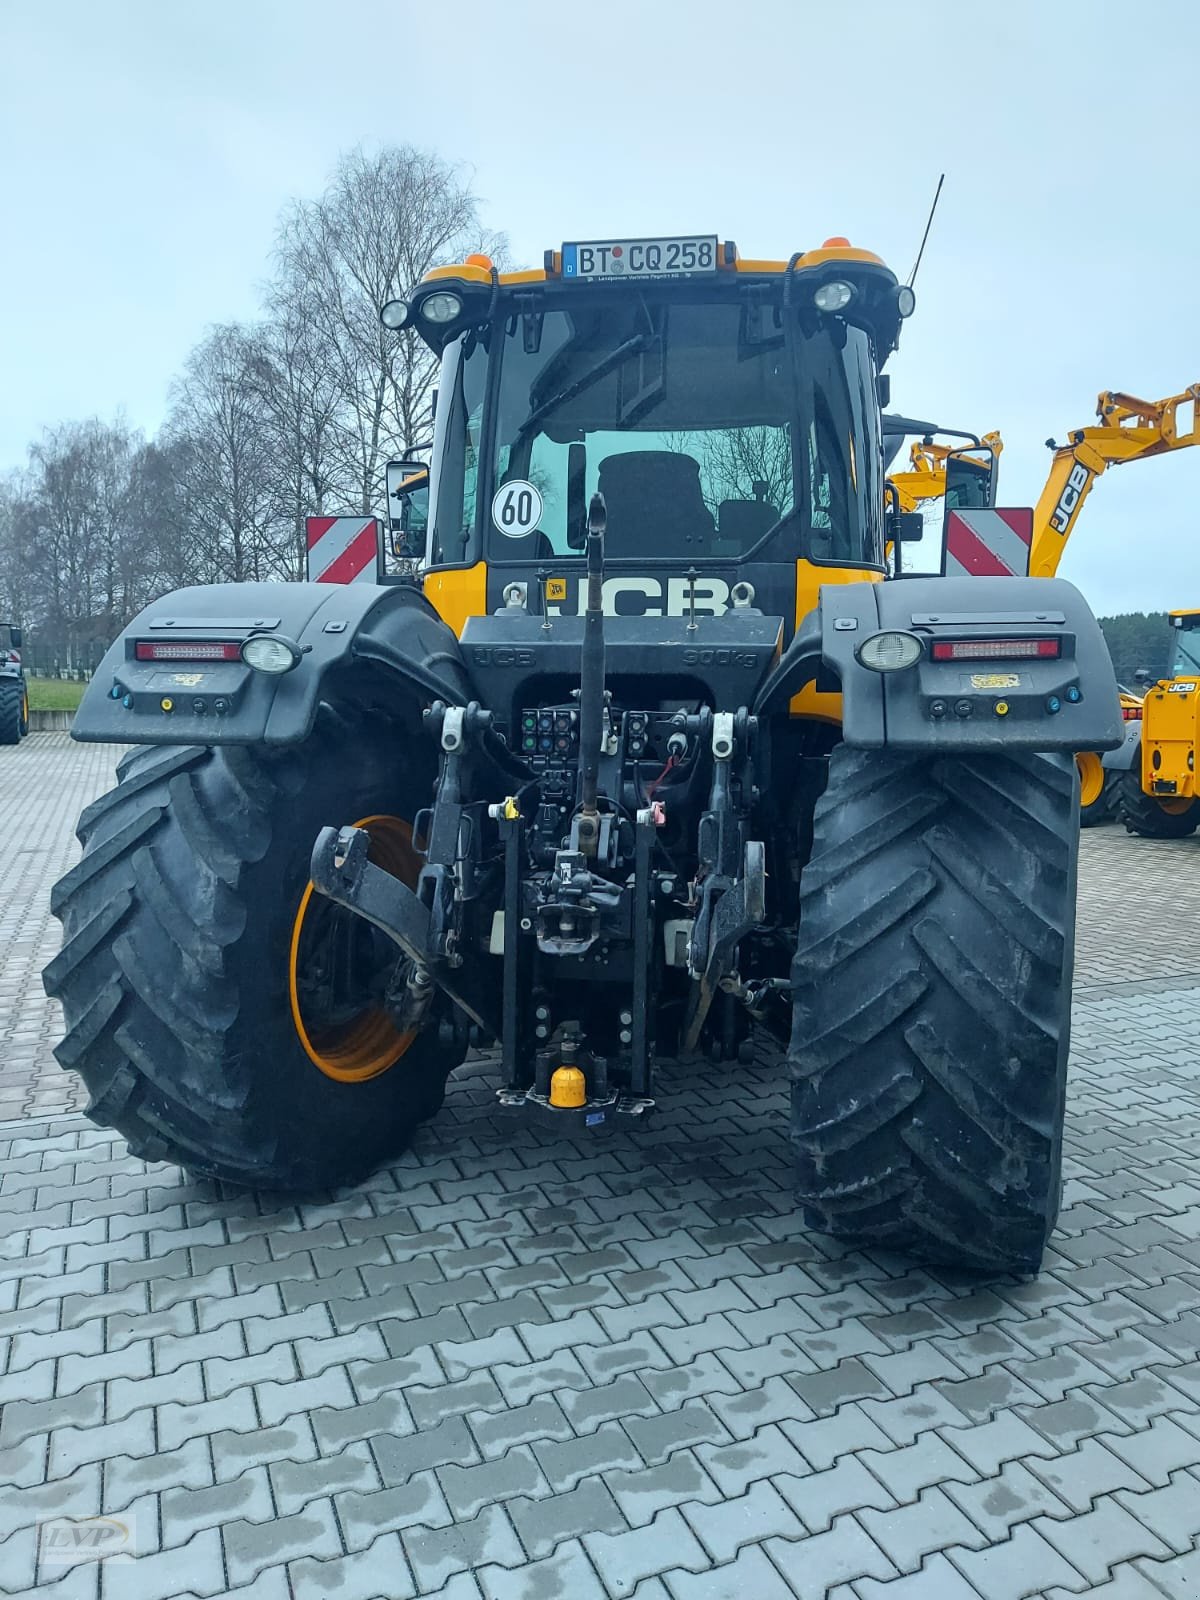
1076,752,1104,808
289,814,422,1082
1156,794,1194,816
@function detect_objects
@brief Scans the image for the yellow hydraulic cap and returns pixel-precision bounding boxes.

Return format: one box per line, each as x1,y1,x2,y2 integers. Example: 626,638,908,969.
501,796,520,820
549,1066,587,1108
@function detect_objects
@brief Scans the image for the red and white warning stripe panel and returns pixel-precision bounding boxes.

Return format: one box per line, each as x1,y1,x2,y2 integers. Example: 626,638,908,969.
944,507,1033,579
305,517,380,584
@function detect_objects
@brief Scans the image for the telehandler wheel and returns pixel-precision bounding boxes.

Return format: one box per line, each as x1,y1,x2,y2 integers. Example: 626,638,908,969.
0,680,22,744
1117,772,1200,838
790,746,1079,1276
44,727,463,1190
1076,752,1117,827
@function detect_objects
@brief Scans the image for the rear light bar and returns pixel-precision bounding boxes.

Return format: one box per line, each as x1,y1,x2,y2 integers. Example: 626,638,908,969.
134,641,242,662
930,638,1061,662
1122,704,1142,721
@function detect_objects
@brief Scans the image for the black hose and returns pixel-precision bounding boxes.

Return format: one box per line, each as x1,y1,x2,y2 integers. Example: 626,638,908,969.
352,640,467,706
352,638,531,781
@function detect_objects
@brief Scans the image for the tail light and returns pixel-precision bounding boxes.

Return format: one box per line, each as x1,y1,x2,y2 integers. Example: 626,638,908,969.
134,641,242,662
929,638,1061,662
1122,704,1142,721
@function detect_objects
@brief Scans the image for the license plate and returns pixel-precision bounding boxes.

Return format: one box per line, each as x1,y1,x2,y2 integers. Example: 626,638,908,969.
562,235,719,282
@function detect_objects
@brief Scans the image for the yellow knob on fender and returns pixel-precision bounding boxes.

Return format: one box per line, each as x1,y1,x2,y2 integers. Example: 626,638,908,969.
994,700,1009,717
549,1066,587,1108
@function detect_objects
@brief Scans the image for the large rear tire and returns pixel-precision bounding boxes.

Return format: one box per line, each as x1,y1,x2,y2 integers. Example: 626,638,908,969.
0,681,21,744
1118,772,1199,837
44,722,464,1189
790,746,1078,1275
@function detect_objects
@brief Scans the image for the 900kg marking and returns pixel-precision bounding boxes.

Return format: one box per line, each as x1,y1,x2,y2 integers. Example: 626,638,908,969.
470,645,761,670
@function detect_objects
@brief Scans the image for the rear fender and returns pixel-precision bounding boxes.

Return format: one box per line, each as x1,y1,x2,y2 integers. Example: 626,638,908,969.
1101,723,1141,771
807,576,1122,753
72,582,472,746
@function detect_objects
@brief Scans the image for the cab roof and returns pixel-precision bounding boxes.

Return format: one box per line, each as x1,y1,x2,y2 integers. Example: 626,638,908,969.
408,235,907,358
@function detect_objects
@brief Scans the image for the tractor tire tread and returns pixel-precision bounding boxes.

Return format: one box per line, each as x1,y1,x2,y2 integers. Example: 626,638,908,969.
0,680,22,745
790,745,1077,1275
46,734,457,1189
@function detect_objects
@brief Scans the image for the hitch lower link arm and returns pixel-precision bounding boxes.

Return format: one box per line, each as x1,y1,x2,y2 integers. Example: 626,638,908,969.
309,823,497,1036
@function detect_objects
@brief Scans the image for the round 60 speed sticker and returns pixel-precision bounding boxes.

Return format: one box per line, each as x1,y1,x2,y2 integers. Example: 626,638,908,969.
491,479,543,538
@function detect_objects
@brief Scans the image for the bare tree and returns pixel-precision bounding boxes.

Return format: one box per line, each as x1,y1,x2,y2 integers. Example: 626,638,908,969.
0,473,38,625
270,146,505,515
2,142,512,653
164,324,282,582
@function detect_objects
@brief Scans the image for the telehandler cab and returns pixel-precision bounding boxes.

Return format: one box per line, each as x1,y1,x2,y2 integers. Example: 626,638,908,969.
45,233,1122,1272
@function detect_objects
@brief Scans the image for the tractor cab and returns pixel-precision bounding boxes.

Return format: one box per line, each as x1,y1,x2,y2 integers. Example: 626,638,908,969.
383,236,914,636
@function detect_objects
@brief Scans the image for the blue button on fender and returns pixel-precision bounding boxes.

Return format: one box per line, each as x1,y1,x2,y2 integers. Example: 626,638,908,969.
1046,695,1062,714
1066,686,1082,703
109,684,121,700
121,694,133,709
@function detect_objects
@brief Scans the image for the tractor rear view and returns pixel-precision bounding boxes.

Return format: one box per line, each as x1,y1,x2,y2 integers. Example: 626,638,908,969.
0,623,29,744
44,233,1121,1274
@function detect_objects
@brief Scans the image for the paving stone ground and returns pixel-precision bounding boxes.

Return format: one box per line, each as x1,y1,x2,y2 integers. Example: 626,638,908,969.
2,733,1200,1598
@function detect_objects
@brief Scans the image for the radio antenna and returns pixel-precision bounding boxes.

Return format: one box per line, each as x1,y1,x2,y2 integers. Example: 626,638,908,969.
907,173,945,289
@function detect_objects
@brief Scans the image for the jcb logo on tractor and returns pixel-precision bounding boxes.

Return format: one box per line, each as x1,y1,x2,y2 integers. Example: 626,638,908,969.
548,577,732,617
1050,463,1091,533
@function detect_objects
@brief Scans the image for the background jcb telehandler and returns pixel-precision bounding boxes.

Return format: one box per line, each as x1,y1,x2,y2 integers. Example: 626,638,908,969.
1117,608,1200,836
44,233,1121,1274
888,387,1200,827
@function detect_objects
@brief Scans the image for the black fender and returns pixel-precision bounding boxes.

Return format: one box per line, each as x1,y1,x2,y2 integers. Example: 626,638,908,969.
1102,723,1141,771
73,581,472,746
758,576,1122,754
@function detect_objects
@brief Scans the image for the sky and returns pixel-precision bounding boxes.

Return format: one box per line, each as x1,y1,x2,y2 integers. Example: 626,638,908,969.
1,0,1197,616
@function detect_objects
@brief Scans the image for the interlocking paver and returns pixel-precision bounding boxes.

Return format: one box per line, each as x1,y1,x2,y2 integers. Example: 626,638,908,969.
479,1538,608,1600
373,1413,480,1484
4,742,1200,1596
437,1443,547,1519
291,1532,416,1600
1035,1493,1174,1582
270,1440,380,1515
336,1474,452,1550
403,1502,524,1592
508,1476,626,1559
584,1506,709,1598
947,1520,1087,1600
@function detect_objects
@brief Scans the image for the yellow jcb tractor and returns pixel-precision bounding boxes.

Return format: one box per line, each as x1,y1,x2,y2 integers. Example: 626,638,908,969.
43,232,1121,1274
